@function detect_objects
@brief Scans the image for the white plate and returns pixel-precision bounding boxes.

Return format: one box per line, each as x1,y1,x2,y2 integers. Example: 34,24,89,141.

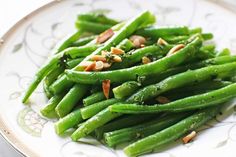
0,0,236,156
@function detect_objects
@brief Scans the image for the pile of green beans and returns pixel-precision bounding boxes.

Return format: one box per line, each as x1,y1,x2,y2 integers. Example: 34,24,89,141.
22,11,236,157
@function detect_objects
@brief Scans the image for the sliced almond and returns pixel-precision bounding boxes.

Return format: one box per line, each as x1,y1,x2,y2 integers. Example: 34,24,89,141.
156,96,170,104
96,29,114,44
93,61,104,71
101,50,109,57
111,47,125,55
102,79,111,99
157,38,168,45
182,131,197,144
103,62,111,69
91,55,107,62
112,55,122,62
167,44,185,56
130,35,146,48
142,56,151,64
79,61,94,67
84,61,96,71
140,44,145,48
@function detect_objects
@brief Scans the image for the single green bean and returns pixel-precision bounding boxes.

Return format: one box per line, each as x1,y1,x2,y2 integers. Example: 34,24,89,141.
136,26,189,40
124,107,220,157
113,81,141,99
55,84,88,117
71,35,97,47
40,94,64,118
77,13,118,25
66,58,84,69
83,92,106,106
217,48,231,57
55,108,83,135
76,20,113,34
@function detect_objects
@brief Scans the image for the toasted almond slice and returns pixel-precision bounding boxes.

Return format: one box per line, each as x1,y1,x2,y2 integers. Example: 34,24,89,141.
96,29,114,44
182,131,197,144
93,61,104,71
130,35,146,48
112,55,122,62
142,56,151,64
84,61,96,71
91,55,107,62
103,62,111,69
102,79,111,99
156,96,170,104
111,47,125,55
157,38,168,45
140,44,145,48
101,50,109,57
167,44,185,56
79,61,94,67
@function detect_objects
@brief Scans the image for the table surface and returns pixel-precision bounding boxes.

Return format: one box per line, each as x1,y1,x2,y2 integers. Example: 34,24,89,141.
0,0,236,157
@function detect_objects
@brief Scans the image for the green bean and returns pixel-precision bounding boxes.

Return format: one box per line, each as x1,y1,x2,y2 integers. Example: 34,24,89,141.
22,45,97,103
104,112,190,147
136,26,189,40
66,37,202,84
189,27,202,34
163,36,189,44
76,20,113,34
50,11,155,94
43,81,53,98
55,108,83,135
202,33,214,40
83,92,106,106
113,81,140,99
71,108,122,141
110,83,236,114
116,38,134,52
110,45,172,70
95,114,156,140
53,30,83,53
55,84,88,117
217,48,231,57
126,62,236,103
81,98,122,119
124,107,220,157
71,35,97,47
66,58,84,69
77,13,118,25
40,94,64,118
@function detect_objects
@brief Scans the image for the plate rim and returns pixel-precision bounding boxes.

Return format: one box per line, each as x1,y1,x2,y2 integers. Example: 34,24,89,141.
0,0,236,157
0,1,60,157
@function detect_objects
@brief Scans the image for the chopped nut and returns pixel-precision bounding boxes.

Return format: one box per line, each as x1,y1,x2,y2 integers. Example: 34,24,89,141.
80,61,94,67
140,44,145,48
91,55,107,62
182,131,197,144
94,61,104,71
156,96,170,104
103,62,111,69
167,44,185,56
96,29,114,44
130,35,146,48
157,38,168,45
112,55,122,62
101,50,109,56
102,79,111,99
111,47,125,55
84,61,96,71
142,56,151,64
